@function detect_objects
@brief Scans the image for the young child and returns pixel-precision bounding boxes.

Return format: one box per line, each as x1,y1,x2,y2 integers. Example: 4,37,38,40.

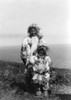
31,45,51,96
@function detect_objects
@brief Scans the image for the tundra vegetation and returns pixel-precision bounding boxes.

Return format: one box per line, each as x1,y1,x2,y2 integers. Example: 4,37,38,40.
0,60,71,100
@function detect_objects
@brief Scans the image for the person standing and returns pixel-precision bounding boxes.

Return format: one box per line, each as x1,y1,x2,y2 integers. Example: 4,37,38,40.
21,24,46,67
32,45,51,96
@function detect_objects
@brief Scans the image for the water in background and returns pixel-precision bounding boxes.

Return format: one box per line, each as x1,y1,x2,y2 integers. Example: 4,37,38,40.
49,44,71,69
0,44,71,69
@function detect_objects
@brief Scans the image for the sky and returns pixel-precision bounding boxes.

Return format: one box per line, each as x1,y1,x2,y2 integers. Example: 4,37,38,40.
0,0,71,46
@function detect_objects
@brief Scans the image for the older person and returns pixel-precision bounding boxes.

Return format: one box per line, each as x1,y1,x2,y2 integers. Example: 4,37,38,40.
21,24,46,66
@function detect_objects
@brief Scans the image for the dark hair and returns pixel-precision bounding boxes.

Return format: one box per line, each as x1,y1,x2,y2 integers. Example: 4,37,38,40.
36,45,49,56
28,26,38,33
27,24,40,37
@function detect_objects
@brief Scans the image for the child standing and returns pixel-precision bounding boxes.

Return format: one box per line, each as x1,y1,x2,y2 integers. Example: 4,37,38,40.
31,45,51,96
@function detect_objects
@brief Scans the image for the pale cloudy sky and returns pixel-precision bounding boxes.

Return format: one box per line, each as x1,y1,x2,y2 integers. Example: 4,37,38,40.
0,0,71,46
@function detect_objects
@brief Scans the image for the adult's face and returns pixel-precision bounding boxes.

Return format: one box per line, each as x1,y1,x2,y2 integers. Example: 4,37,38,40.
30,28,37,36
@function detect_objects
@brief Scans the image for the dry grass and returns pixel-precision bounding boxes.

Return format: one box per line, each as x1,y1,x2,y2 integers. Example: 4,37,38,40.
0,60,71,100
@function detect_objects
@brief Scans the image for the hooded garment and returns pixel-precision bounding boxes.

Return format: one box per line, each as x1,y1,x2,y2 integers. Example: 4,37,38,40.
21,36,46,65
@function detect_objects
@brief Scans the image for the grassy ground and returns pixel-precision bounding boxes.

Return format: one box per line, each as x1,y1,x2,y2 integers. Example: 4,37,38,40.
0,60,71,100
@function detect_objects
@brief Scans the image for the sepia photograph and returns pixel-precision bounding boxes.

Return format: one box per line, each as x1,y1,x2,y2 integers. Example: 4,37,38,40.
0,0,71,100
